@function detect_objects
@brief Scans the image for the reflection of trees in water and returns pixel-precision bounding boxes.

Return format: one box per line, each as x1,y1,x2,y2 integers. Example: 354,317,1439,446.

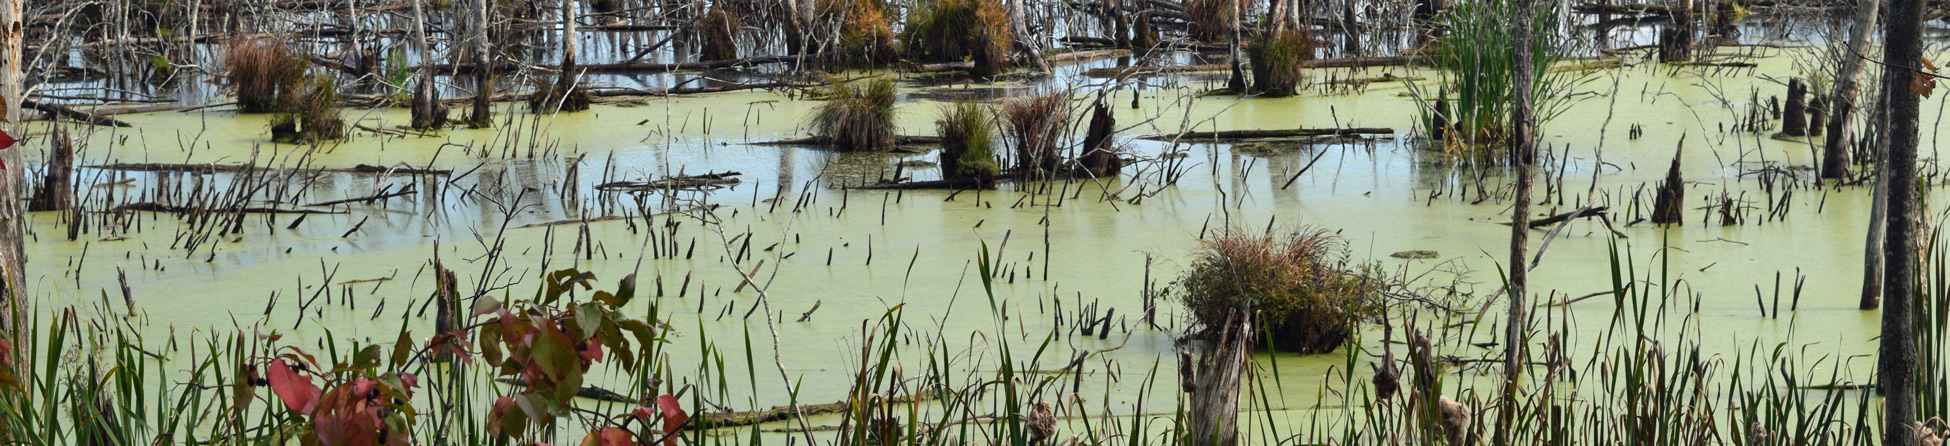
812,150,907,188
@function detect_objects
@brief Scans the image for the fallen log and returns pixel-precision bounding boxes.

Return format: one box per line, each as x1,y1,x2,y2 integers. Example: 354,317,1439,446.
850,178,988,190
306,186,418,207
89,163,452,175
1081,56,1412,78
1140,127,1395,141
110,202,345,215
23,99,135,127
753,135,943,146
1507,206,1609,228
422,54,817,74
691,390,940,429
597,171,743,191
492,378,639,404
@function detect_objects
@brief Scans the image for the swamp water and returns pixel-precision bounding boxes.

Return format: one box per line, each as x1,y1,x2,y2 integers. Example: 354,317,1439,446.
14,39,1939,441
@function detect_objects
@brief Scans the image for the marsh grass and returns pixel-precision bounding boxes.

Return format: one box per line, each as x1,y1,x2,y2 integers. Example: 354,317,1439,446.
1407,0,1581,162
223,38,309,114
936,100,999,181
812,77,898,151
998,92,1070,173
1247,29,1313,97
269,75,346,144
2,231,1949,446
1166,228,1381,354
901,0,1012,76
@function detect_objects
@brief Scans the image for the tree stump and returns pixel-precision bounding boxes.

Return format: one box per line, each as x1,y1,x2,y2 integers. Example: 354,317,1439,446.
1652,142,1685,224
1782,78,1808,136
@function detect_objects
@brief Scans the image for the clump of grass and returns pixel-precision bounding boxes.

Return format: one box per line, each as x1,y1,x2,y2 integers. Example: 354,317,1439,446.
811,77,898,151
936,100,999,181
270,75,346,144
223,38,309,113
998,92,1069,173
813,0,899,69
1247,29,1313,97
902,0,1013,76
1409,0,1578,161
1184,0,1234,43
1166,228,1380,354
698,4,741,61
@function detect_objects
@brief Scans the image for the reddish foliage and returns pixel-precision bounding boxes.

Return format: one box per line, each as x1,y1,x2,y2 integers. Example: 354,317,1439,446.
268,360,322,414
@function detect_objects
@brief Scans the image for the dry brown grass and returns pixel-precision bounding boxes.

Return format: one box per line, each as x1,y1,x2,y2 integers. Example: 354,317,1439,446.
224,38,309,113
997,93,1069,173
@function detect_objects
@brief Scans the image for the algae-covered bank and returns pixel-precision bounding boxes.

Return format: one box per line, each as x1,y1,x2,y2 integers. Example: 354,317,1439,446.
3,0,1948,445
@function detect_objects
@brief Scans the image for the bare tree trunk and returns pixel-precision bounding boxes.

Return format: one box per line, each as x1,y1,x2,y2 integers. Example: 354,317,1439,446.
1010,0,1052,73
1822,0,1879,180
1879,0,1924,441
1865,139,1888,309
409,0,448,129
0,0,25,324
1186,311,1251,446
470,0,495,126
1226,0,1245,93
1495,0,1536,443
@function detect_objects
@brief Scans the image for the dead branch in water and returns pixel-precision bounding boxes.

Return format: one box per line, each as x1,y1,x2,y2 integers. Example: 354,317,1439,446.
89,163,452,175
1140,127,1394,141
596,172,742,191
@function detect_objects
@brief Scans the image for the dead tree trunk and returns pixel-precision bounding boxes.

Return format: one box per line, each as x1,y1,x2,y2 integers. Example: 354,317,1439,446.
1782,78,1807,136
470,0,495,127
1863,83,1892,309
432,260,460,362
1879,0,1924,440
532,0,590,112
1081,100,1121,175
1495,1,1536,443
1225,0,1245,93
0,0,26,327
1657,0,1692,63
29,128,72,212
1651,142,1684,224
409,0,449,129
1822,0,1879,180
1185,311,1251,446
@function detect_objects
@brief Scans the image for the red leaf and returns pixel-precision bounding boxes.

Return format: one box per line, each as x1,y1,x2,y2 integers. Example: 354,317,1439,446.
656,395,688,446
577,337,603,364
1914,73,1937,99
267,360,321,414
580,427,634,446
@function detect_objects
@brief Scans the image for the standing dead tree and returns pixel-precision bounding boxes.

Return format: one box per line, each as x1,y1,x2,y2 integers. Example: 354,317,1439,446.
1183,310,1251,446
1821,0,1879,180
409,0,449,129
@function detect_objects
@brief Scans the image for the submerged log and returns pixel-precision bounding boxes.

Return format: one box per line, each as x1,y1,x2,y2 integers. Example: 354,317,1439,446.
1139,127,1394,141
